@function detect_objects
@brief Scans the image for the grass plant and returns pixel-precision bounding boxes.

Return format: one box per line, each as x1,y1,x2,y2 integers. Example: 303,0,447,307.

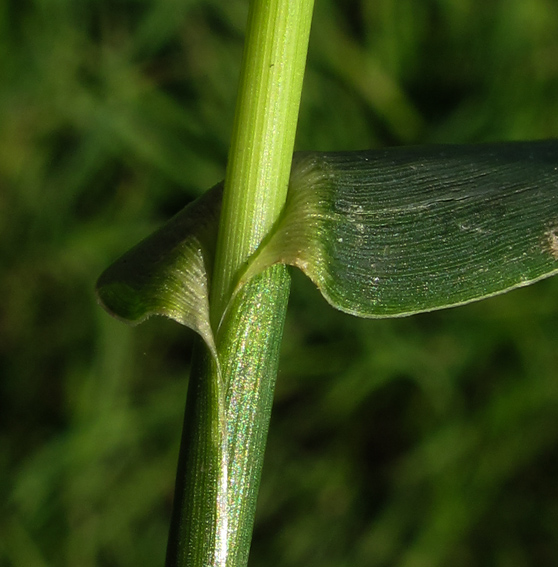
2,1,558,567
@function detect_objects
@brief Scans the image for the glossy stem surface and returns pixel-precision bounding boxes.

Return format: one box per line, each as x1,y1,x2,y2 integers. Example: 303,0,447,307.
166,267,290,567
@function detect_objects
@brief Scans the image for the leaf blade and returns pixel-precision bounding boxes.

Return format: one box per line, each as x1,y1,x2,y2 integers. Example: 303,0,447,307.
96,141,558,339
243,140,558,317
95,182,223,357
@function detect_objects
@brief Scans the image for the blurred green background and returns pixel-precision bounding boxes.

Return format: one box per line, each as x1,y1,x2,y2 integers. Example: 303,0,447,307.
2,0,558,565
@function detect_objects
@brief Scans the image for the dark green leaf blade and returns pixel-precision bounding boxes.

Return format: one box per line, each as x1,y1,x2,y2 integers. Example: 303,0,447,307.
243,140,558,317
96,183,223,355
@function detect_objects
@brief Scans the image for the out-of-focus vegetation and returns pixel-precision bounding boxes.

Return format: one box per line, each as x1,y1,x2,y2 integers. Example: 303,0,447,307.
2,0,558,565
